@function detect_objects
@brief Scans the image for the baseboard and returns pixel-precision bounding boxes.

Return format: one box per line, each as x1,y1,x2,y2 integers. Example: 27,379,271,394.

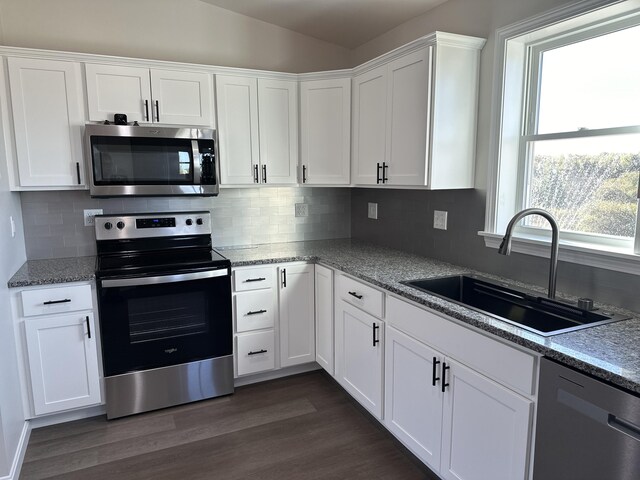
29,404,106,429
0,421,30,480
234,363,322,387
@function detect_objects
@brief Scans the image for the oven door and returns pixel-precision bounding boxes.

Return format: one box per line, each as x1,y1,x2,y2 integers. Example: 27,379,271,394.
97,268,231,377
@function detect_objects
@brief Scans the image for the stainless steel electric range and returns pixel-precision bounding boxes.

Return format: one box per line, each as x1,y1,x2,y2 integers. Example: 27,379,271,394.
94,211,233,419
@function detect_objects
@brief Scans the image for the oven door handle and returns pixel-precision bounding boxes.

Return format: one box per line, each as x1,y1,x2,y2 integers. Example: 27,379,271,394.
100,269,229,288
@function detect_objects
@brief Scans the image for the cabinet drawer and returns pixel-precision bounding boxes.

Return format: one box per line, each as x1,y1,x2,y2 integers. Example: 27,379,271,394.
236,330,275,376
21,284,92,317
233,266,275,292
235,290,275,332
338,274,384,318
386,295,537,396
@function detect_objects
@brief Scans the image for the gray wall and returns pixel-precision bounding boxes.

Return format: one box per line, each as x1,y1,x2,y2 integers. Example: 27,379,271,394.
21,187,351,259
351,188,640,312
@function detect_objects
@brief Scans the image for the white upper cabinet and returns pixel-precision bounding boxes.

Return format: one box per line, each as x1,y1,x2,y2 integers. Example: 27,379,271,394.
216,75,298,186
352,33,485,188
300,77,351,185
7,57,85,188
85,64,213,126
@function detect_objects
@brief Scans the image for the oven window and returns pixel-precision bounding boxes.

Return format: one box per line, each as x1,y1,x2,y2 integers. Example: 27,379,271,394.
128,291,208,343
91,136,194,185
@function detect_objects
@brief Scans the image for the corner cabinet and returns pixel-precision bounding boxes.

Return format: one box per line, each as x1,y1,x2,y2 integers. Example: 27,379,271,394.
11,282,102,418
299,77,351,185
5,57,86,188
352,32,485,188
216,75,298,186
85,64,213,126
314,264,334,374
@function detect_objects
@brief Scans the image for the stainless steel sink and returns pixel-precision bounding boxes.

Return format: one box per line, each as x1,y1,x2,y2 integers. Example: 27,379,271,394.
402,275,629,336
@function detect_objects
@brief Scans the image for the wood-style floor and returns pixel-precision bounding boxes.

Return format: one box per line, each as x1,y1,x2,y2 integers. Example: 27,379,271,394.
20,371,438,479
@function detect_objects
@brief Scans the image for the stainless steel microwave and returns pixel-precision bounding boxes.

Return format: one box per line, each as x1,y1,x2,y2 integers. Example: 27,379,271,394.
84,124,219,197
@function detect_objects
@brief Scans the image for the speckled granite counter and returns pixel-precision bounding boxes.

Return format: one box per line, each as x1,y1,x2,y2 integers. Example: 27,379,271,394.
220,239,640,395
7,256,96,287
8,240,639,394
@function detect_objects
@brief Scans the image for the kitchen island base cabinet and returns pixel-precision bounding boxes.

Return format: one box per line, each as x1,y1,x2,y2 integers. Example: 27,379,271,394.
335,300,384,420
24,313,101,416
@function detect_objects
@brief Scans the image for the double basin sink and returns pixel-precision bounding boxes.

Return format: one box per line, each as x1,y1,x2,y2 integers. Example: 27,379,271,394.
403,275,629,336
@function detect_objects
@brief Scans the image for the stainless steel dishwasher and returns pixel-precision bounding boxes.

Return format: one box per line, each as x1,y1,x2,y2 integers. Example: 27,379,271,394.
533,357,640,480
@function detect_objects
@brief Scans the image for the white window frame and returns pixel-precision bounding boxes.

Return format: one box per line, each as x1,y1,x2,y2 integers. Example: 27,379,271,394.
482,0,640,275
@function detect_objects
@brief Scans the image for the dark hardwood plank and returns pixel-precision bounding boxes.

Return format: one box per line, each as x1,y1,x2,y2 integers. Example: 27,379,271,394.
21,371,437,480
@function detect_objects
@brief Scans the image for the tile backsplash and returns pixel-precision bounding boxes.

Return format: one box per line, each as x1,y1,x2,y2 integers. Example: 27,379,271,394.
21,187,351,260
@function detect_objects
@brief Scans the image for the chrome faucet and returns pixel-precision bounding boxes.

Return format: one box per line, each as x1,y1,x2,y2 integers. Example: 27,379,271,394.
498,208,560,299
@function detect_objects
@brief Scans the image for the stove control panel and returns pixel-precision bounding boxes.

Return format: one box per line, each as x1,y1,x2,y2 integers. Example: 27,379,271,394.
95,211,212,240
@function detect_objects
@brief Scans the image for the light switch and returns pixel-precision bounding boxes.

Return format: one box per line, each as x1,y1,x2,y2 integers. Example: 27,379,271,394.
434,210,448,230
368,203,378,220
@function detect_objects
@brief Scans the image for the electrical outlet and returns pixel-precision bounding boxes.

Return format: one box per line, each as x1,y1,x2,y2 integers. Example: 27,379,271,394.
9,215,15,238
295,203,309,217
434,210,448,230
368,203,378,220
84,209,103,227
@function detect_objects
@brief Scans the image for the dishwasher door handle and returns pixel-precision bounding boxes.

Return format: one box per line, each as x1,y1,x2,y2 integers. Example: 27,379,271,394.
608,415,640,441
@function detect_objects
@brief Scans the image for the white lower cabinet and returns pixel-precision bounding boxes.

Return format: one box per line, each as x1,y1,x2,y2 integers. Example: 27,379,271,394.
236,330,276,376
384,295,535,480
314,265,334,375
24,313,101,416
279,264,315,368
335,300,384,419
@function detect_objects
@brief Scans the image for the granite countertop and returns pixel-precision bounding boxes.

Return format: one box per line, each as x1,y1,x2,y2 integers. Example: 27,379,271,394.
8,239,639,394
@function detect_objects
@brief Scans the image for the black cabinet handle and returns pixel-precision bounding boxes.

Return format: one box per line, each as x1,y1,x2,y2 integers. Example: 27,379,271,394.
262,164,267,183
248,349,267,356
372,323,380,347
253,164,259,183
432,357,441,386
43,298,71,305
155,100,160,122
76,162,81,184
382,162,389,183
144,100,150,121
281,268,287,288
442,362,450,393
246,309,267,316
85,316,91,339
348,291,363,300
244,277,266,283
302,165,307,183
376,163,382,184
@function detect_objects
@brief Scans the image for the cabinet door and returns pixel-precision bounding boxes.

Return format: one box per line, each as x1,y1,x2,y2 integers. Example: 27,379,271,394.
215,75,260,185
440,359,533,480
386,48,431,186
85,64,151,123
352,65,387,185
300,78,351,185
24,313,101,415
150,69,213,126
279,265,315,368
8,58,85,187
335,300,384,419
314,265,334,375
385,326,443,471
257,79,298,184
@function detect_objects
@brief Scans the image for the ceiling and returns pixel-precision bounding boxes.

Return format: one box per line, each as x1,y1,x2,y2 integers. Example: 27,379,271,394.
200,0,448,49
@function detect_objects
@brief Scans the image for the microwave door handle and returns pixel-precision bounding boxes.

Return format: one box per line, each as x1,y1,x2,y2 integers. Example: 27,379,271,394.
100,269,229,288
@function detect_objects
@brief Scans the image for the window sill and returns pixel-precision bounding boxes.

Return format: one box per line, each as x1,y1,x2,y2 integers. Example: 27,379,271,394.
479,231,640,275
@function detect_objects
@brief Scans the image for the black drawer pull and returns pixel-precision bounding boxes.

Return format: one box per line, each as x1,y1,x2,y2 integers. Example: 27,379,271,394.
432,357,441,386
348,291,363,300
248,349,267,356
376,162,382,184
442,362,450,393
247,309,267,316
43,298,71,305
85,316,91,339
372,323,380,347
245,277,266,283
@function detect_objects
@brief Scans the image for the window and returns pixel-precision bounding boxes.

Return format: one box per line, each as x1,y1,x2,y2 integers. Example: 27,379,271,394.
486,0,640,272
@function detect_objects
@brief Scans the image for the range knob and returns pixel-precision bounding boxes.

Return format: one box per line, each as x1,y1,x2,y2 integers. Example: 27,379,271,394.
196,218,203,226
116,221,125,230
104,222,113,230
186,219,193,226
